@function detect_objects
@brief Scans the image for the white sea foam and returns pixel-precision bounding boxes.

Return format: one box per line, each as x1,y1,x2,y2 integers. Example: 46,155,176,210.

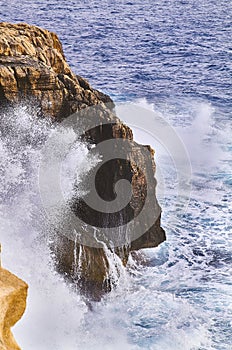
0,99,231,349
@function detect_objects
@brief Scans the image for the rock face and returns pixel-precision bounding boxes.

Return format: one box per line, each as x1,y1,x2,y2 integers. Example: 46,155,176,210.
0,247,28,350
0,22,112,119
0,22,166,300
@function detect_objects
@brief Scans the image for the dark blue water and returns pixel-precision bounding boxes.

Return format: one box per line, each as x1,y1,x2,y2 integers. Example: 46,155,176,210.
0,1,231,349
0,0,231,108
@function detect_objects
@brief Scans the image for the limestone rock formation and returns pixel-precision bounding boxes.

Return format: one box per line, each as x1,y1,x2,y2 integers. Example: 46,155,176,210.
0,246,28,350
0,22,112,119
0,22,165,300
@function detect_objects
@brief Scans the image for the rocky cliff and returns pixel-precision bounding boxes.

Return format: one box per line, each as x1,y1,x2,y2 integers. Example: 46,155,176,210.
0,22,112,119
0,22,165,299
0,246,28,350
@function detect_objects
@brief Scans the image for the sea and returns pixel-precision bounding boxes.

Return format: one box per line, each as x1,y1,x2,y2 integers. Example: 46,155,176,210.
0,1,231,349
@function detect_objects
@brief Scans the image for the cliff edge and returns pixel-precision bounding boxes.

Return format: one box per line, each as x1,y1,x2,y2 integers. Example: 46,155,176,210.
0,22,165,299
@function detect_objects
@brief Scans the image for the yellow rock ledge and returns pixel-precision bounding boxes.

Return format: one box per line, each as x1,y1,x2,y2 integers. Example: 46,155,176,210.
0,266,28,350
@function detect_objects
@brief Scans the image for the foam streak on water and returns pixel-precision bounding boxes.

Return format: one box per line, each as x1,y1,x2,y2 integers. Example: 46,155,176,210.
129,98,232,350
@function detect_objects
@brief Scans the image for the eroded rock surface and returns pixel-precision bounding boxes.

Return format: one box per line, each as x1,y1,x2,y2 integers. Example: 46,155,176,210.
0,22,112,119
0,22,165,300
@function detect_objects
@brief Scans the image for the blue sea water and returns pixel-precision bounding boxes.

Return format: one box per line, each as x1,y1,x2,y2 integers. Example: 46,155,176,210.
0,1,231,349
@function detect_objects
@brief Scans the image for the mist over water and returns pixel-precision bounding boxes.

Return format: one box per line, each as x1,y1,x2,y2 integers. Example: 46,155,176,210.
0,0,232,349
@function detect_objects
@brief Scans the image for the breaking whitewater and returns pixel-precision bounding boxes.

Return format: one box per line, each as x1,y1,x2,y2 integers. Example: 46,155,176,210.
0,97,231,350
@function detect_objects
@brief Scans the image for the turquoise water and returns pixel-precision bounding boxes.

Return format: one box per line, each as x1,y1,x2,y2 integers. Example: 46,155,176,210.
0,1,231,349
